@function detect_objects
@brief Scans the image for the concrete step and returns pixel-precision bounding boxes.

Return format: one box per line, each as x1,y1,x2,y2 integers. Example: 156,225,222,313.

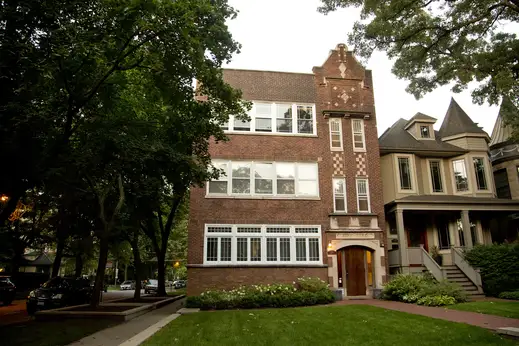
459,282,476,287
463,287,479,292
446,274,466,278
447,277,470,282
467,294,486,300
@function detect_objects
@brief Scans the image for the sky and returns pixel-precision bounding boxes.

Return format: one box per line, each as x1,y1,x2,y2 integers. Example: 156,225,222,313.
224,0,501,137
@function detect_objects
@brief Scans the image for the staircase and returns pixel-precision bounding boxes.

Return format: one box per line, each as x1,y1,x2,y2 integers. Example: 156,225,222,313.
443,265,485,300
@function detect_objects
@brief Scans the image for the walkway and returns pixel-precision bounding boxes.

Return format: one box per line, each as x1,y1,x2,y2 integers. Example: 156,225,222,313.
335,299,519,330
69,298,185,346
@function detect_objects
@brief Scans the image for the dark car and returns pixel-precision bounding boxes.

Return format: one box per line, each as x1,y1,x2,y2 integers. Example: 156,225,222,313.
0,276,16,306
173,280,186,289
27,277,92,314
144,279,158,294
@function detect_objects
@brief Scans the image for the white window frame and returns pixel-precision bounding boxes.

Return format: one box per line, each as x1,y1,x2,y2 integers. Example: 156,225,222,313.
203,224,322,265
351,119,366,152
426,159,446,194
207,160,319,198
356,178,371,213
329,118,343,151
451,157,471,193
224,101,317,136
332,178,347,213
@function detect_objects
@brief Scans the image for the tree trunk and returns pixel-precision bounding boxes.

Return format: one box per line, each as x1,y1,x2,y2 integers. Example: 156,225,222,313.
156,248,167,296
131,236,142,300
52,235,65,277
74,254,84,278
90,236,109,307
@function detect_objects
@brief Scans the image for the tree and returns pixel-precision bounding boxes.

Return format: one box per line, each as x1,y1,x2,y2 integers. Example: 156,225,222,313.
319,0,519,134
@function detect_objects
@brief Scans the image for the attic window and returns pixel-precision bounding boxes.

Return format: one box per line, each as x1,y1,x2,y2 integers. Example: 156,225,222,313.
420,125,431,138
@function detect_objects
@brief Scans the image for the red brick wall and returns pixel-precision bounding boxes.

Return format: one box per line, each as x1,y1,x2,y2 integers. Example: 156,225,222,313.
187,267,327,296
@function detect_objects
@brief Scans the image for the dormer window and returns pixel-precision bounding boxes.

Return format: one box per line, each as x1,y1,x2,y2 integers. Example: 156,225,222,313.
420,125,431,138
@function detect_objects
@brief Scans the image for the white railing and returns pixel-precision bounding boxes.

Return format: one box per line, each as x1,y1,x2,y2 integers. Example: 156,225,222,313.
421,246,445,281
451,247,484,293
388,249,401,266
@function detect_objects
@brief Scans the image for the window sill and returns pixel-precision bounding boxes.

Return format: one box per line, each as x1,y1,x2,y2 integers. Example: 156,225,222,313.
224,131,318,138
353,149,367,153
331,147,343,152
205,195,321,200
188,264,328,268
329,212,378,216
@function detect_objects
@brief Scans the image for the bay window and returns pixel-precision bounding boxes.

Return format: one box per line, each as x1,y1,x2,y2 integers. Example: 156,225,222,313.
204,224,322,265
473,157,488,190
209,160,319,197
452,159,469,192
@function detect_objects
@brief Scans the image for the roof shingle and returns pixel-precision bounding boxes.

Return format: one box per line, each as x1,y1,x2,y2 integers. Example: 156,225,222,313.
439,98,487,138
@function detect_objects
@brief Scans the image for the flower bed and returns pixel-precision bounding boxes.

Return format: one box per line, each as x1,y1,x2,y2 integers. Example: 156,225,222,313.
187,277,335,310
381,274,467,306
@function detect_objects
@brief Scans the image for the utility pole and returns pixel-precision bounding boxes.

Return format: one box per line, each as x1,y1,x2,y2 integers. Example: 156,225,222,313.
114,260,119,286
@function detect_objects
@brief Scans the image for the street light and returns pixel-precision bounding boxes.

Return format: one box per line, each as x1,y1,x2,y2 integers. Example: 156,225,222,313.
0,195,8,203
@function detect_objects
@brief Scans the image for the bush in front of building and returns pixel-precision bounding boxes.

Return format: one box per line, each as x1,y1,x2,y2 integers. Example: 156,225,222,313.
382,274,466,306
498,291,519,300
186,278,335,310
464,242,519,296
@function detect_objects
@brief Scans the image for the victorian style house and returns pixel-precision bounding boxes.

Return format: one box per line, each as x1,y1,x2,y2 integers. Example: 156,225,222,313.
187,44,387,298
379,99,519,298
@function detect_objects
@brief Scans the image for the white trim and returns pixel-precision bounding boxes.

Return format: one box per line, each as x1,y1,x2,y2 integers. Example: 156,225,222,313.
351,119,366,152
223,101,317,136
470,155,491,192
329,118,343,151
356,178,371,213
207,160,319,198
203,224,322,265
394,154,417,193
442,132,490,142
450,156,472,194
426,158,447,194
332,178,347,212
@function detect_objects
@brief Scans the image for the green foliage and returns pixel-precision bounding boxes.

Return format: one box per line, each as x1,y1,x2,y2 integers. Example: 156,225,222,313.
417,295,457,307
498,291,519,300
186,279,335,310
318,0,519,137
296,277,330,293
382,274,465,305
464,243,519,296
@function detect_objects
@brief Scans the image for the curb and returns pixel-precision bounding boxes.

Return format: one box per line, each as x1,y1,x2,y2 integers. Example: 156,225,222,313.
118,313,181,346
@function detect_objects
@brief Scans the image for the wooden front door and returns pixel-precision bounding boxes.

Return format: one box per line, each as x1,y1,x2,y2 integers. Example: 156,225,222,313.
345,247,366,296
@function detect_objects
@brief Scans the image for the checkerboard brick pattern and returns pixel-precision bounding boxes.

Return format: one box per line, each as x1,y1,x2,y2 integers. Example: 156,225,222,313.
356,153,368,177
333,153,344,176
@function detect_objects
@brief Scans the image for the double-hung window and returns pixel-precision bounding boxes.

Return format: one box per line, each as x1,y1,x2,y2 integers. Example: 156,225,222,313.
329,119,343,150
452,159,469,192
420,125,431,138
224,102,315,135
208,161,318,197
352,119,366,151
429,160,443,193
204,224,322,264
356,179,370,213
397,157,413,190
333,178,347,212
473,157,488,190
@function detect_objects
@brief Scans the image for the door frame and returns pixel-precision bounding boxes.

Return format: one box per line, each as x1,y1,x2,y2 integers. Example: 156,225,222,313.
337,246,374,296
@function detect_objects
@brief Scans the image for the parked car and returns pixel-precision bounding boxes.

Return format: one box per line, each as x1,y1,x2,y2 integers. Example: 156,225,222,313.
120,280,135,290
0,276,16,306
144,279,158,294
174,280,186,289
27,277,92,314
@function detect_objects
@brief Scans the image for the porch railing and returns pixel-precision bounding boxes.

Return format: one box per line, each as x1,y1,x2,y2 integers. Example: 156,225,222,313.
421,245,445,281
451,247,484,293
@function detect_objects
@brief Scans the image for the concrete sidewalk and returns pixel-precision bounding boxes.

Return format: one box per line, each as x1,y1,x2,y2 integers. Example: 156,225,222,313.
69,298,186,346
335,299,519,330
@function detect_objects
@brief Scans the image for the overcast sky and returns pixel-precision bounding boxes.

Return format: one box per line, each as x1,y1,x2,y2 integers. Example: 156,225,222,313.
224,0,500,137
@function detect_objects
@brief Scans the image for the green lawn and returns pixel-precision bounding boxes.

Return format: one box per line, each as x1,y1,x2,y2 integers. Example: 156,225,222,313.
0,319,120,346
167,288,186,296
450,301,519,319
143,305,515,346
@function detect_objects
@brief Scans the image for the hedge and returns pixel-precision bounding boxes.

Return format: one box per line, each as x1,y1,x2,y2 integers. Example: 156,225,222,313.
464,243,519,296
186,277,335,310
498,291,519,300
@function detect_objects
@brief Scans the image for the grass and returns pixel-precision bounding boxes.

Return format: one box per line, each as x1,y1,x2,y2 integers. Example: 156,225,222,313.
142,305,515,346
450,301,519,319
107,285,119,291
0,319,119,346
167,288,187,297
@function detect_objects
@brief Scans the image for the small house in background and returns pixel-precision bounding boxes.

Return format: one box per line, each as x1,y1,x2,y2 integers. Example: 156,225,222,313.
19,251,53,275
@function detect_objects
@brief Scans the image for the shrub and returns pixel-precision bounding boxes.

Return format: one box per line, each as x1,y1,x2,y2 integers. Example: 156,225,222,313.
187,278,335,310
464,243,519,296
498,291,519,300
419,280,467,303
417,295,456,307
296,277,329,293
381,274,431,301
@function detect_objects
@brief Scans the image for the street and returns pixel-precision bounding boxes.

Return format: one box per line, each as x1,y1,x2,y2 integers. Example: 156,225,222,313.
0,289,145,326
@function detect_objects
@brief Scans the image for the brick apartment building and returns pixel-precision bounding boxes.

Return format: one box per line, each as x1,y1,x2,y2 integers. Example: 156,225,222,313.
187,44,387,297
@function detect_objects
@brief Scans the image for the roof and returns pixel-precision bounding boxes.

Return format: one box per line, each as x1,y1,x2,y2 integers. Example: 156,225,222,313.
490,98,517,147
379,118,467,156
23,253,53,266
404,112,437,130
439,98,487,138
222,69,316,103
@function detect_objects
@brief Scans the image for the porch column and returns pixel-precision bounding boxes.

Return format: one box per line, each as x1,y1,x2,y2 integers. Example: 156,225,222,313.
461,210,473,248
396,210,409,273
